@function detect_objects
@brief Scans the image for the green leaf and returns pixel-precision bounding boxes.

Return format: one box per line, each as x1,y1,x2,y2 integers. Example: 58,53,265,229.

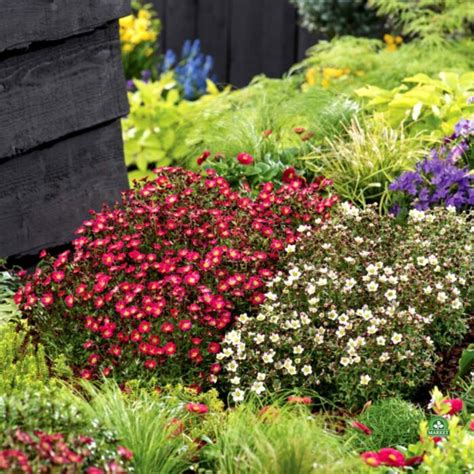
456,345,474,380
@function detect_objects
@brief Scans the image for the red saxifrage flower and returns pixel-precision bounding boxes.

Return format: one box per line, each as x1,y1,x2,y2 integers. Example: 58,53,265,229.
17,167,336,387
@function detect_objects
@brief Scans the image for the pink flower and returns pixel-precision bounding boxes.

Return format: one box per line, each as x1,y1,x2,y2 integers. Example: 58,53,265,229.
144,359,157,370
469,420,474,431
117,445,133,461
361,451,381,467
178,320,192,332
351,420,372,436
186,403,208,414
281,167,298,184
51,271,65,283
196,150,211,166
237,153,254,165
378,448,405,467
41,294,54,306
443,398,463,415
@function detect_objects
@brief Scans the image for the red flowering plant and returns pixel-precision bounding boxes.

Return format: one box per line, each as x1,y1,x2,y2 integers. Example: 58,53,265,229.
0,429,132,474
16,167,336,387
197,144,311,192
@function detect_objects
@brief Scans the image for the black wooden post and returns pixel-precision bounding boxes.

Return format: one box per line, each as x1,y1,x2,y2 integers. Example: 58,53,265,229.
0,1,131,258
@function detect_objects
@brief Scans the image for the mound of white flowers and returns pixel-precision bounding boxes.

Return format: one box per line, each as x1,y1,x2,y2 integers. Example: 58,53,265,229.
219,204,472,408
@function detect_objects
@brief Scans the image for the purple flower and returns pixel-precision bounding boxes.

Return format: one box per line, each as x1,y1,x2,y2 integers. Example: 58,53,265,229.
390,119,473,213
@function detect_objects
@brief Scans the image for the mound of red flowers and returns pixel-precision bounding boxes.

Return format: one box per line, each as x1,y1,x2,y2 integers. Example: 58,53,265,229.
0,429,132,474
16,167,336,387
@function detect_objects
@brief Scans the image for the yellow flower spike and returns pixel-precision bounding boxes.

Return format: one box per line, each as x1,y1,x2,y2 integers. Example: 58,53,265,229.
383,33,394,44
321,78,330,88
395,36,403,44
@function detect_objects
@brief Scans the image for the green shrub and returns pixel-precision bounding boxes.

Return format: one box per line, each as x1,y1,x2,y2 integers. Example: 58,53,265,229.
220,205,472,408
201,402,363,474
289,0,383,38
295,36,474,93
369,0,474,43
306,118,432,212
0,323,70,396
348,398,425,451
356,71,474,136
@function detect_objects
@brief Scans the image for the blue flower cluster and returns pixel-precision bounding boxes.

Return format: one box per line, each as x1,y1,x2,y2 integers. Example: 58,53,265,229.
390,118,474,212
162,39,216,100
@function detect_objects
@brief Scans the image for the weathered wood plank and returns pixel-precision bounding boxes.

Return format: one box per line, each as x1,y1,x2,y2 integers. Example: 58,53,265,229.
0,120,128,258
152,0,167,53
262,0,297,78
196,0,229,83
229,0,263,87
297,26,322,61
0,0,131,53
0,22,129,159
164,0,197,53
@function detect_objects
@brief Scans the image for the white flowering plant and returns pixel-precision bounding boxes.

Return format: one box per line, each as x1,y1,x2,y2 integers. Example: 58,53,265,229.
220,205,473,408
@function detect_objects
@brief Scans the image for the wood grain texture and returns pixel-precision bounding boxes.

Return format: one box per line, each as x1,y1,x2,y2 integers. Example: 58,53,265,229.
0,120,128,258
196,0,229,83
0,0,131,53
0,22,129,159
262,0,297,78
164,0,197,53
229,0,263,87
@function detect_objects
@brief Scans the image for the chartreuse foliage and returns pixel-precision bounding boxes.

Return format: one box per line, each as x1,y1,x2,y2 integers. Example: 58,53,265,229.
122,73,226,184
295,36,474,94
0,323,71,396
356,71,474,136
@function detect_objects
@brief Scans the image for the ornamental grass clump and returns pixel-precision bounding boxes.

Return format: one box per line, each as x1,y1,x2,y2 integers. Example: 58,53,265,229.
220,204,473,408
16,167,336,389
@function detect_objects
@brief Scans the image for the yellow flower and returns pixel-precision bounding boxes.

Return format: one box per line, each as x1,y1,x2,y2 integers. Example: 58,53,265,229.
321,78,330,89
305,68,317,86
386,44,397,52
383,33,394,44
119,15,134,29
395,35,403,45
138,9,152,21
